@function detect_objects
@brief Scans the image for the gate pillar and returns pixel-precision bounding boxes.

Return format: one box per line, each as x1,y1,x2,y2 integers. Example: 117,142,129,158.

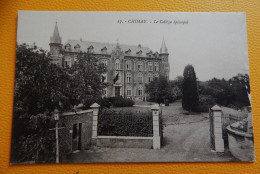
211,105,224,153
151,105,161,149
90,103,100,138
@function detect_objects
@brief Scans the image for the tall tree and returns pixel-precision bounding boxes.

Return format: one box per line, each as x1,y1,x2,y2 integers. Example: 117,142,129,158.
12,44,71,163
182,65,199,112
145,75,172,105
69,52,108,109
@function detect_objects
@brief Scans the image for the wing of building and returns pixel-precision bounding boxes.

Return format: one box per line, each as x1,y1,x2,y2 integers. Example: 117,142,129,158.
49,22,170,101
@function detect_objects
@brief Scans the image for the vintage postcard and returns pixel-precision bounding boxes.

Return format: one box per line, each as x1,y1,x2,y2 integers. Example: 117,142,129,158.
11,11,254,164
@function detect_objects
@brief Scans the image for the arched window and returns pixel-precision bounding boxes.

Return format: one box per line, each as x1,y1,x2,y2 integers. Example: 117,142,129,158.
154,62,159,71
127,86,132,96
126,73,132,83
115,59,120,70
137,61,143,71
138,72,143,83
148,73,153,83
126,61,131,70
138,86,143,96
64,56,71,67
148,62,153,71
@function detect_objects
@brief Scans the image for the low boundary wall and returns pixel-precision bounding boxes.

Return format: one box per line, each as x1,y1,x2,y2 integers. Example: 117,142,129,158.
92,136,153,149
227,124,254,161
91,104,161,149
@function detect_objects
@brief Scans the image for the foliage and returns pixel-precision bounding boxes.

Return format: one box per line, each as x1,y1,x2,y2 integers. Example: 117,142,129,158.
98,109,153,137
198,74,250,109
196,95,216,112
169,76,183,102
12,44,67,163
182,65,199,112
107,97,135,107
145,75,172,104
69,52,108,109
100,97,112,108
11,44,108,163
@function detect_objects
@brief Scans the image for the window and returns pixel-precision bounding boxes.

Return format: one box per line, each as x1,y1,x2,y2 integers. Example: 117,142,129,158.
148,73,153,83
138,86,143,96
126,73,132,83
115,59,120,70
65,44,71,51
126,61,131,70
64,56,71,67
148,62,153,71
127,87,132,96
137,61,143,71
138,73,143,83
101,59,107,66
154,73,159,78
154,62,159,71
101,74,107,82
103,88,107,96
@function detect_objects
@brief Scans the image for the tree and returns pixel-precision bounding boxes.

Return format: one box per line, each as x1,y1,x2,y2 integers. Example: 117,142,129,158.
12,44,72,163
12,44,108,163
182,65,199,112
145,75,172,105
169,76,183,101
69,52,108,109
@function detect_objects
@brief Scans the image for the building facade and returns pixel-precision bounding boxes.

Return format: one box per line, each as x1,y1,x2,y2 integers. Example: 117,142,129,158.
49,22,170,101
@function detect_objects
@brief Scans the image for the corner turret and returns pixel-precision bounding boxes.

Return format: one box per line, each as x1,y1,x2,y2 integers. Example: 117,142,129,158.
160,37,168,54
49,22,63,67
159,38,170,80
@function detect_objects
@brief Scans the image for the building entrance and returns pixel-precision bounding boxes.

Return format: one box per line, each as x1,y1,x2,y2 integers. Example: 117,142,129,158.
115,87,120,97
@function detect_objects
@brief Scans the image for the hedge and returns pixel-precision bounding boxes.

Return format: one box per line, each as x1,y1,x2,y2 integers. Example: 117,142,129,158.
101,97,135,108
98,109,153,137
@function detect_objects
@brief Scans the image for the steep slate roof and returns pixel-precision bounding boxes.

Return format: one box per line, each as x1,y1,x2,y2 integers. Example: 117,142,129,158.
160,38,168,54
63,40,154,56
50,22,62,44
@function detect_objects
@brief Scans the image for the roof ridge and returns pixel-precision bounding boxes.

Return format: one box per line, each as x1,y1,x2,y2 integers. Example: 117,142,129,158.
66,39,151,49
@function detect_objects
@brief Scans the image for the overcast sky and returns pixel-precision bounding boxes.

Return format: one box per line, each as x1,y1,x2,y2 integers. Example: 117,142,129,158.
17,11,249,81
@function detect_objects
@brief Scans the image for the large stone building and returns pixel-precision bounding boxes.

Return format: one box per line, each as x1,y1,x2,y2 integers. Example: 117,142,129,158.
49,22,170,101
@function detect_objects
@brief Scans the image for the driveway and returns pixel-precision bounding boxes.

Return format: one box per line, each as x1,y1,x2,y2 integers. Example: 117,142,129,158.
64,102,236,163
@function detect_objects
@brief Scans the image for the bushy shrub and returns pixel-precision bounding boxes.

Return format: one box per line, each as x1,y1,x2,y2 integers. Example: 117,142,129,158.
108,97,135,107
100,97,112,108
196,95,216,112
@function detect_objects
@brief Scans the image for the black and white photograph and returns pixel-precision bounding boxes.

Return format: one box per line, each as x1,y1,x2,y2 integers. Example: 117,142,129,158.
11,11,254,164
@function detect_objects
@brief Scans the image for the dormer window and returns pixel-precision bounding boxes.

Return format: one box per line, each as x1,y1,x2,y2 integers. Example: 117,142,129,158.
65,43,71,51
153,52,159,58
88,45,94,53
125,49,131,54
74,44,81,52
147,51,153,58
136,50,142,55
101,47,107,54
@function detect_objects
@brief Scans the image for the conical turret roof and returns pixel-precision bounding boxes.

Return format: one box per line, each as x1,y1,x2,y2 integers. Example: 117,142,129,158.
50,22,62,44
160,37,168,54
